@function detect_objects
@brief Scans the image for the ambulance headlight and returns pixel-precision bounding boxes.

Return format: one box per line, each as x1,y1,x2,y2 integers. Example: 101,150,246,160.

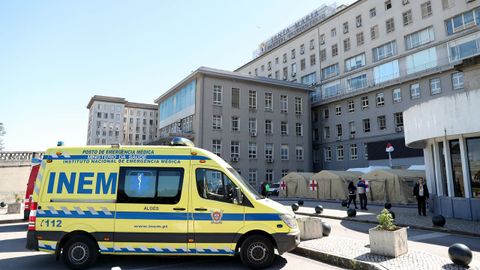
280,214,298,229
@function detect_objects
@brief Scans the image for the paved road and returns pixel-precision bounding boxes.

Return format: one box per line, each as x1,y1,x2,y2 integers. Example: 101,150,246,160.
0,222,342,270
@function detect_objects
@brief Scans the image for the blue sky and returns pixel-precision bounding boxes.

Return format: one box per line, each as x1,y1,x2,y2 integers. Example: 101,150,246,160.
0,0,353,151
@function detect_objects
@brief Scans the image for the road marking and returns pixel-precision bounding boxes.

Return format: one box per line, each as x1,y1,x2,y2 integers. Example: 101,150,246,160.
409,232,449,241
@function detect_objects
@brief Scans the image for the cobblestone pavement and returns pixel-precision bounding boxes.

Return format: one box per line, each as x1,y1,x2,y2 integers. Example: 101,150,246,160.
277,198,480,236
300,236,480,270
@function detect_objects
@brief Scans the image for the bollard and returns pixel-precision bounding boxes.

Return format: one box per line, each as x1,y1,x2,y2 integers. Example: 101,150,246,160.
315,205,324,214
341,200,348,207
298,200,304,206
347,208,356,217
448,243,472,267
432,215,446,227
384,203,392,209
322,222,331,236
291,203,299,212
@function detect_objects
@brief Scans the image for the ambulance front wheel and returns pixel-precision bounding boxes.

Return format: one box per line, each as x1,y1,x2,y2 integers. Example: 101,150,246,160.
63,235,99,270
240,235,275,269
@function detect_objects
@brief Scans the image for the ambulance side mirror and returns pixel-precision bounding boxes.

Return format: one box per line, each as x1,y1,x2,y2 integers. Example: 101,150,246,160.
234,187,243,205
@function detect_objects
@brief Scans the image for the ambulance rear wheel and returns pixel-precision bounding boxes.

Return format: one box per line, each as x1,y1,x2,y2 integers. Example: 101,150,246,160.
63,235,99,269
240,235,275,269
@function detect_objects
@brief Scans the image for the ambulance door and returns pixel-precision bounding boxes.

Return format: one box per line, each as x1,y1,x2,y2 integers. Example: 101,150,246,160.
190,166,245,255
114,166,189,254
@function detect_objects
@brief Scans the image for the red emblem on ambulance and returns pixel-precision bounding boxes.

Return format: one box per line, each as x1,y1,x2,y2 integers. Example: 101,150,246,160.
210,210,223,224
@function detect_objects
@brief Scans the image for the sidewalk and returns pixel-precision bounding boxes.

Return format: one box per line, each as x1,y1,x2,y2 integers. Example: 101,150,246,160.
295,235,480,270
277,198,480,236
0,208,24,224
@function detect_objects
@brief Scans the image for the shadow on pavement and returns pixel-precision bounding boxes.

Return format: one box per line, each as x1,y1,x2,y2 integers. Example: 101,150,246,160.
0,238,30,253
339,219,376,235
355,252,392,264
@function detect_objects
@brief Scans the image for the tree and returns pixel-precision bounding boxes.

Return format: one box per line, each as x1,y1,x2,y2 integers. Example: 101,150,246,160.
0,123,6,151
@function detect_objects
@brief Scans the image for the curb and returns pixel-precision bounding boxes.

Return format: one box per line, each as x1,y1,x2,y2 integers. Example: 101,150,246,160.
295,211,480,237
292,245,383,270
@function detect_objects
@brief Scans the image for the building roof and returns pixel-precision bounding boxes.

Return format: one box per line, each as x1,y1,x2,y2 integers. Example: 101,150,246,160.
155,66,313,103
87,95,157,110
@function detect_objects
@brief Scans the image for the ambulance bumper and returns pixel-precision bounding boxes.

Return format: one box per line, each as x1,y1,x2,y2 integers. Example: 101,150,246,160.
273,231,300,254
26,231,38,251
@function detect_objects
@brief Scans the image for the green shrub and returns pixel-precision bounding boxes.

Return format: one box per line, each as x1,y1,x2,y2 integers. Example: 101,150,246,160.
375,209,397,231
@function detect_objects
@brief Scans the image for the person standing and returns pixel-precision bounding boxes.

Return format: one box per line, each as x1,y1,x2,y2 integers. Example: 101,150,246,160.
347,181,358,209
265,182,270,197
357,177,368,210
413,177,429,216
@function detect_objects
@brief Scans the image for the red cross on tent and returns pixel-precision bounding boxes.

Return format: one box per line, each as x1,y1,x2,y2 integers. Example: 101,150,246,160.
280,181,286,190
309,179,318,191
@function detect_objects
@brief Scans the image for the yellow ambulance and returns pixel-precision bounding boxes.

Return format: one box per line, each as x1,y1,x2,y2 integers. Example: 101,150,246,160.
26,138,300,269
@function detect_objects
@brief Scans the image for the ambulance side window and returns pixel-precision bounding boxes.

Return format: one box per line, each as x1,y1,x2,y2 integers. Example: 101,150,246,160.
118,167,184,204
196,168,237,204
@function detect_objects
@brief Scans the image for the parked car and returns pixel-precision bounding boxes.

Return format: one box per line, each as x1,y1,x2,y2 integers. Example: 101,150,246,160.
269,182,280,196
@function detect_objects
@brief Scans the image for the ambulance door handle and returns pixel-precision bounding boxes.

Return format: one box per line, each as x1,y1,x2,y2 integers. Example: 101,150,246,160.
173,207,186,211
195,208,208,211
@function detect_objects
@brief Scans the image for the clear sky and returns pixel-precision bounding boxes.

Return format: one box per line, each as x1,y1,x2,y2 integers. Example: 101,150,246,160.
0,0,354,151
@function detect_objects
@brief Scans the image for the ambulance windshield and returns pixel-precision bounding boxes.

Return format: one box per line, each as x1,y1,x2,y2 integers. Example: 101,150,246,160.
227,168,261,199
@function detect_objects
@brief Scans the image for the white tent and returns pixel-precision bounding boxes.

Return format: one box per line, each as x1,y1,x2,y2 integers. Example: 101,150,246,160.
279,172,314,198
347,166,391,174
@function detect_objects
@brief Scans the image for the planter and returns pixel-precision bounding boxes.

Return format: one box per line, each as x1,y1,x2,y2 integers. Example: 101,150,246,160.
7,202,21,214
296,216,323,241
369,227,408,257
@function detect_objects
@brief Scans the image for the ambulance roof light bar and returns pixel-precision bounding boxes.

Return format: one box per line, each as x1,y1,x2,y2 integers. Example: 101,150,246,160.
170,137,195,147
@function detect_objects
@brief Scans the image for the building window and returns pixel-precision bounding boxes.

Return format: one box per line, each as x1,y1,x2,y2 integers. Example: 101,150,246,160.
280,95,288,113
291,62,297,76
430,78,442,95
335,105,342,115
406,47,437,74
386,18,395,33
320,34,325,45
310,54,316,66
296,123,303,136
373,41,397,62
248,169,257,187
267,61,272,71
281,145,289,160
254,68,258,76
248,142,257,159
231,141,239,160
449,140,465,197
264,92,273,111
296,146,304,161
300,58,306,70
232,88,240,108
393,88,402,103
421,1,432,18
466,137,480,198
212,139,222,156
336,124,343,137
442,0,454,10
364,144,369,159
322,63,339,79
231,116,240,132
337,145,344,161
349,121,356,134
345,53,366,72
445,9,480,36
275,57,279,65
322,81,340,99
363,118,371,132
448,32,480,62
265,169,273,183
410,83,421,99
291,49,296,59
348,100,355,112
325,147,332,162
283,53,287,63
275,70,279,79
394,112,404,127
376,92,385,107
405,27,435,50
356,15,362,27
324,108,329,119
452,72,464,90
249,90,257,109
361,96,369,110
295,97,303,114
385,0,392,10
331,28,337,37
378,115,386,130
343,22,349,34
300,44,305,55
370,8,376,18
324,126,330,139
265,120,273,134
280,121,288,136
281,169,289,177
310,39,315,50
343,38,351,52
283,67,288,80
403,10,413,26
319,49,326,62
332,44,338,57
350,144,358,160
370,25,379,40
265,143,274,161
213,115,222,130
249,118,257,134
347,74,367,91
373,59,400,84
356,32,364,46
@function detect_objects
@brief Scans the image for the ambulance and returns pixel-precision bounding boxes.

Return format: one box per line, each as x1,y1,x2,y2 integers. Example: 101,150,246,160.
26,138,300,269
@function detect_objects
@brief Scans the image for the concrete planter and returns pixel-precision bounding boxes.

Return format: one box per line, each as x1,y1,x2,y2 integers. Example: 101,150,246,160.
369,227,408,257
7,202,21,214
296,216,323,241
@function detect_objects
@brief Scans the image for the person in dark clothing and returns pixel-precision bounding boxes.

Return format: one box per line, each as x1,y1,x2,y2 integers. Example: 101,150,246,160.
260,182,266,197
347,181,357,209
357,177,368,210
413,177,429,216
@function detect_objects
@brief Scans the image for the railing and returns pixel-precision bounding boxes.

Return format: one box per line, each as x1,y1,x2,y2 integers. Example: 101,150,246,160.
0,152,44,162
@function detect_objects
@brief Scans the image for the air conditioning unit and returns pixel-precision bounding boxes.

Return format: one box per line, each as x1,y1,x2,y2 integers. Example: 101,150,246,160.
396,126,404,132
336,136,342,141
231,156,239,162
250,132,257,137
349,134,355,139
266,158,274,163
